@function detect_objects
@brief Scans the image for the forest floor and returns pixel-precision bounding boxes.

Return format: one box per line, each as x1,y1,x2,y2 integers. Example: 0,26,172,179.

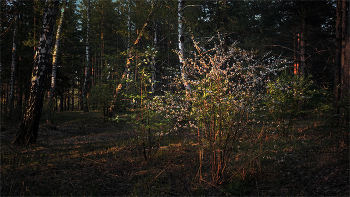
1,110,349,196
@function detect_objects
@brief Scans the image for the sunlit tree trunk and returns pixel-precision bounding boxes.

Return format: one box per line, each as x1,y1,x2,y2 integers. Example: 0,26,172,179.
6,3,18,121
46,5,65,123
82,0,90,112
178,0,190,92
177,0,191,92
299,11,306,76
178,0,184,67
293,33,299,74
12,0,59,146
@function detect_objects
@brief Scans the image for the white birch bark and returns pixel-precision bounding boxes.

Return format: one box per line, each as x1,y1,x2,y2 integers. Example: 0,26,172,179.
178,0,190,91
13,0,59,146
46,5,65,122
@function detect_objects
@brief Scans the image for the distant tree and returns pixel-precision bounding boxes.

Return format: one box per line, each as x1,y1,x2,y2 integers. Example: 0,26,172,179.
81,0,90,113
12,0,59,146
6,0,18,121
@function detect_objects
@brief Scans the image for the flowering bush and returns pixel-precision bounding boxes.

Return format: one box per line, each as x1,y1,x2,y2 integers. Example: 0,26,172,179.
153,34,288,184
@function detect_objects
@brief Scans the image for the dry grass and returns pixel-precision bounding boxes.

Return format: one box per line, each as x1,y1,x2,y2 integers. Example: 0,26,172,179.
1,111,349,196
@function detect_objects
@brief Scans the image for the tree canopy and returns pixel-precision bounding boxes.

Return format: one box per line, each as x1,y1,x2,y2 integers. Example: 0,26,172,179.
0,0,348,144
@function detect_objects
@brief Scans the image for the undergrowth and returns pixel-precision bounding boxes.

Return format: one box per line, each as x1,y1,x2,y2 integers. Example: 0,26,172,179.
1,109,348,196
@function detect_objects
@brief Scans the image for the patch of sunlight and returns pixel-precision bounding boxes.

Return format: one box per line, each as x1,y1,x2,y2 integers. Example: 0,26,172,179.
105,146,123,154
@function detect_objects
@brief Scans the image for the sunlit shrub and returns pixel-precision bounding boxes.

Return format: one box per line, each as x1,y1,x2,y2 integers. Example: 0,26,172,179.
264,73,324,134
154,34,288,184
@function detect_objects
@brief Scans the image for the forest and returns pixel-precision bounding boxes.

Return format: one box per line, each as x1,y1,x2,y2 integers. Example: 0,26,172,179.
1,0,349,196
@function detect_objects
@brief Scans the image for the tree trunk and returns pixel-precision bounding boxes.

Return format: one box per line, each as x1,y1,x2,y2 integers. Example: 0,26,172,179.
67,90,70,111
60,93,63,113
0,0,2,121
178,0,191,92
12,0,59,146
293,33,299,74
299,4,306,76
7,8,18,121
151,22,157,95
81,0,90,113
46,5,65,123
334,0,350,117
124,0,131,94
299,22,306,76
340,0,349,101
334,0,342,114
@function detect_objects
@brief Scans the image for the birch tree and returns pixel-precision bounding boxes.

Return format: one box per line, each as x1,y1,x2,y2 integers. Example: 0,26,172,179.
46,4,65,123
178,0,191,91
12,0,59,146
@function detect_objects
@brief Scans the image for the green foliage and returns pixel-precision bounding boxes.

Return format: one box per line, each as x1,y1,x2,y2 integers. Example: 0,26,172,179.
264,73,323,134
125,47,173,160
89,77,115,120
150,34,288,184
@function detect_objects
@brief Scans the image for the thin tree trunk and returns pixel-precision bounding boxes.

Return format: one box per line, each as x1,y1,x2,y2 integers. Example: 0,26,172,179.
334,0,342,115
293,32,299,74
46,5,65,123
178,0,190,92
7,6,18,121
67,90,70,111
151,22,157,94
60,93,63,112
82,0,90,112
0,0,2,123
12,0,59,146
125,0,131,94
340,0,349,101
71,84,74,111
113,0,157,105
299,5,306,76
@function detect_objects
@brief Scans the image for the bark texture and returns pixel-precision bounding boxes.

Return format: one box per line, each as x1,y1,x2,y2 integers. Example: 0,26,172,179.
13,0,59,146
334,0,350,115
47,5,65,123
